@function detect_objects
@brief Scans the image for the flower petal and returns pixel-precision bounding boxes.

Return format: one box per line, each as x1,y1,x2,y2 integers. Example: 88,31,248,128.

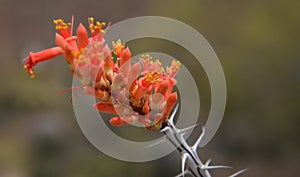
103,45,114,70
109,117,129,126
156,79,169,96
76,23,89,49
164,92,178,116
120,47,131,66
126,62,141,90
132,80,149,101
94,102,117,114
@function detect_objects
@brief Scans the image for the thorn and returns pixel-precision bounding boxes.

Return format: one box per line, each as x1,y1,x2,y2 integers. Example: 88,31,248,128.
160,126,171,133
177,124,200,135
201,165,231,170
205,159,212,166
192,126,205,150
146,137,167,148
169,103,179,126
229,168,249,177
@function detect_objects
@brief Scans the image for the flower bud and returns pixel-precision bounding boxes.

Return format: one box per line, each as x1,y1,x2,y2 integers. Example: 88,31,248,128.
76,23,89,49
110,117,127,126
94,102,117,114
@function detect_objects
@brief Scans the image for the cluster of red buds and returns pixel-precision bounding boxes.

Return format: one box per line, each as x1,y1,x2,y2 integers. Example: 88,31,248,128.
23,17,180,130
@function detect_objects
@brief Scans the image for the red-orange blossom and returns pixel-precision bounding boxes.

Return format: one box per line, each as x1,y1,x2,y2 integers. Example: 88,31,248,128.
23,17,180,130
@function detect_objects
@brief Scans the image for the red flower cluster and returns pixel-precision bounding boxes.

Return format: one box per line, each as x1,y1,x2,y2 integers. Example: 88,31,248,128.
23,17,180,130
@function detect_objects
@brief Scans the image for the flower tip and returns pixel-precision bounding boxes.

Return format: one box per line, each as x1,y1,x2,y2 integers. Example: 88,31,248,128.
156,79,169,95
94,102,117,114
122,47,131,56
164,92,178,116
24,65,35,79
30,73,35,79
142,101,150,114
103,47,114,70
120,47,131,66
76,23,89,49
109,117,127,126
23,56,35,78
78,22,84,27
168,92,178,103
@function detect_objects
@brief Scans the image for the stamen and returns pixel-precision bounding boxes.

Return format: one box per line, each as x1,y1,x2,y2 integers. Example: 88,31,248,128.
24,62,35,79
88,17,106,37
144,71,162,85
166,60,181,77
112,39,125,57
53,18,72,38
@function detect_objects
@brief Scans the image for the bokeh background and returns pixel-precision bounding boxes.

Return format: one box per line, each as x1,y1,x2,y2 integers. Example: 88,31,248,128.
1,0,299,176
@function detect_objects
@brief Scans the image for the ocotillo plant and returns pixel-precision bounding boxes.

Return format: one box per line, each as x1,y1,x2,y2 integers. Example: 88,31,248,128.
23,17,247,177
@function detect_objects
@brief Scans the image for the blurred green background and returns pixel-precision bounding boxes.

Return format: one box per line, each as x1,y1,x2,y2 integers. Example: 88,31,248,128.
0,0,299,176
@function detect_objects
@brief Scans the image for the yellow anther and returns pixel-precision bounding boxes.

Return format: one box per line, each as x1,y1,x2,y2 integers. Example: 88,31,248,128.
155,60,162,66
72,52,78,57
112,39,125,56
144,71,161,84
53,18,71,32
28,69,35,78
141,54,153,64
171,60,181,69
166,60,181,76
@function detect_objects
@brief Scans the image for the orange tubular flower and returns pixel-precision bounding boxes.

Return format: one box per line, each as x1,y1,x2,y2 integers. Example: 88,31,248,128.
23,47,63,78
23,17,181,130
